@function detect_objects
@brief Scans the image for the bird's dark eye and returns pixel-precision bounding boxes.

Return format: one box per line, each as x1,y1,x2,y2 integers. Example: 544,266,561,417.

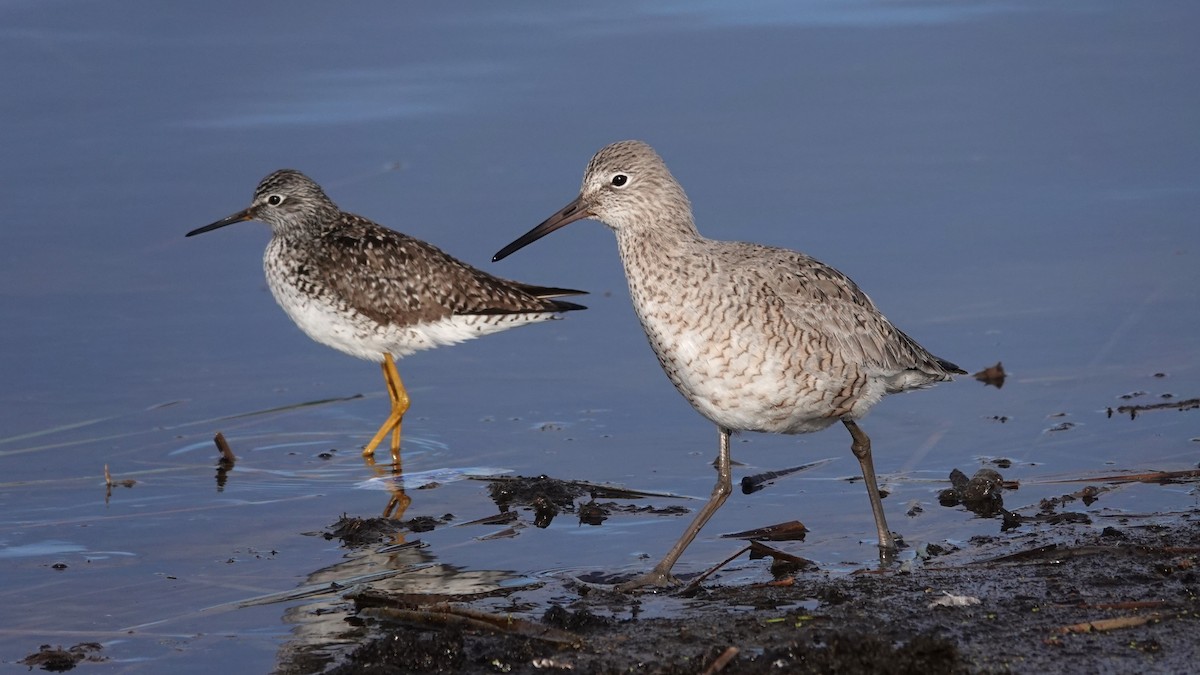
267,194,283,206
611,174,628,187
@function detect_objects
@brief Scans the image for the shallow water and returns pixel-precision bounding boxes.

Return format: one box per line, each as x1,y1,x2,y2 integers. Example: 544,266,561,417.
1,0,1197,671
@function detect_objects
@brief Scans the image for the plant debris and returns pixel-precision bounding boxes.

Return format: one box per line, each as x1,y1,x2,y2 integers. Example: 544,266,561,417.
273,505,1200,674
323,515,407,546
479,475,687,527
1108,397,1200,420
739,459,832,494
721,520,809,542
20,643,106,671
937,468,1010,517
973,361,1006,388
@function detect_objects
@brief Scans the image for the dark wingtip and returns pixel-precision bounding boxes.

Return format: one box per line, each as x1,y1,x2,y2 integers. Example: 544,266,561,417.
526,285,588,299
549,299,587,312
937,357,968,375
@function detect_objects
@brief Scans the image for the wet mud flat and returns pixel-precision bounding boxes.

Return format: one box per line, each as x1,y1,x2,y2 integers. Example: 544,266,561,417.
275,509,1198,674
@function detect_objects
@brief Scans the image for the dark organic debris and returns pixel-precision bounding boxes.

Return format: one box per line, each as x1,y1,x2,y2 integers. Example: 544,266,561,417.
598,502,691,516
938,468,1010,517
1107,397,1200,420
1039,485,1110,511
987,482,1107,531
1040,469,1200,486
577,499,608,526
973,361,1006,388
457,511,519,527
531,495,558,528
918,542,961,559
213,431,237,464
324,515,406,547
334,629,465,673
1000,511,1092,531
404,515,443,533
756,632,963,674
722,520,809,542
740,459,832,494
360,604,583,647
20,643,105,671
748,540,817,578
542,604,611,632
485,476,581,507
481,475,686,527
481,474,684,502
486,475,584,528
282,520,1200,675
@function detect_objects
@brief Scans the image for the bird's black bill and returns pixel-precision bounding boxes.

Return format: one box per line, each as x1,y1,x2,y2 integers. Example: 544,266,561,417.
185,207,256,237
492,195,590,262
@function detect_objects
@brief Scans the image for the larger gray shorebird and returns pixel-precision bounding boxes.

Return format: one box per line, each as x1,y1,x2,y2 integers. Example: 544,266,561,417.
188,169,585,461
494,141,963,590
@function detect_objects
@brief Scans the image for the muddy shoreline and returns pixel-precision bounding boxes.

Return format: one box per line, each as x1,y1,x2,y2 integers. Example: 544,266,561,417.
269,509,1198,674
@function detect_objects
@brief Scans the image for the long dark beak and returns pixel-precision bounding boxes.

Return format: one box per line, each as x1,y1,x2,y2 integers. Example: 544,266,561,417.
185,207,256,237
493,195,591,262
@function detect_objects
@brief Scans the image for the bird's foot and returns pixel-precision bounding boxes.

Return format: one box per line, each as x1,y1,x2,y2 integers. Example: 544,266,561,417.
362,411,403,459
614,568,680,593
876,532,901,566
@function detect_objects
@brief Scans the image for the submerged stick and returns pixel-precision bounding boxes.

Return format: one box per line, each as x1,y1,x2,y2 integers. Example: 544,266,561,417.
700,646,740,674
681,545,752,596
103,464,136,489
1108,397,1199,419
740,459,833,494
214,432,236,464
1038,469,1200,485
359,605,582,647
1056,613,1161,634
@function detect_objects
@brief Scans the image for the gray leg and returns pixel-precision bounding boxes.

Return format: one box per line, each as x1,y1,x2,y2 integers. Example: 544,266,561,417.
617,426,734,591
843,419,897,557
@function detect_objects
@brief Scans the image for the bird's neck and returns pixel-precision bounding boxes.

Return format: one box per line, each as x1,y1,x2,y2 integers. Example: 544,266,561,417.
614,214,704,310
614,211,701,257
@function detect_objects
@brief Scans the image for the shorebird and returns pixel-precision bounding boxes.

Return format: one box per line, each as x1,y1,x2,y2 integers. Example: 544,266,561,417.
494,140,963,589
188,169,585,462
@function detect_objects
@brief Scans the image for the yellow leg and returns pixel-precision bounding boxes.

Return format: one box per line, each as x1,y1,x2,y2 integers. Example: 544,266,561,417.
361,353,410,462
382,491,412,520
364,451,412,522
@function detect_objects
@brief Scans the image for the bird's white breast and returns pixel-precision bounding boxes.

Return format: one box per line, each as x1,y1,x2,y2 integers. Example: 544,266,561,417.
263,251,556,363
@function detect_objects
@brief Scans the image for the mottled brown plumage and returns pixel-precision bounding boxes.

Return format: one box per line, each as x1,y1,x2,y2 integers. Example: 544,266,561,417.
188,169,584,459
495,140,963,589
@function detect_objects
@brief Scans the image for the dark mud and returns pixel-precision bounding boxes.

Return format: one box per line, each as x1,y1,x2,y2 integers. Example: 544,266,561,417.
276,507,1199,674
19,643,106,671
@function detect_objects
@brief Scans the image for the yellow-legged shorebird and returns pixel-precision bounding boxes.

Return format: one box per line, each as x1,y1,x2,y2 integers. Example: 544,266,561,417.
188,169,585,461
494,141,962,590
